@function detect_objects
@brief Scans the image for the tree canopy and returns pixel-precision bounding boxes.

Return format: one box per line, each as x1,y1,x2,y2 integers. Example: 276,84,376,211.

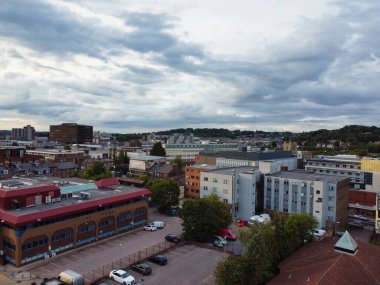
180,194,231,242
146,179,179,213
78,161,113,181
150,142,166,157
215,213,318,285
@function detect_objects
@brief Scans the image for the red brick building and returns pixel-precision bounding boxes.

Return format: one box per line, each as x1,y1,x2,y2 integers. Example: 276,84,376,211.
0,178,151,266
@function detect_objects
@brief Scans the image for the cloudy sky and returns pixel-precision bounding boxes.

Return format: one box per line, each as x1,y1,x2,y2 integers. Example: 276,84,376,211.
0,0,379,133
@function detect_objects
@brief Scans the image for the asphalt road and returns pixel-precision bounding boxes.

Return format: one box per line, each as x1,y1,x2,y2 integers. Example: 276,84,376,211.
27,211,183,281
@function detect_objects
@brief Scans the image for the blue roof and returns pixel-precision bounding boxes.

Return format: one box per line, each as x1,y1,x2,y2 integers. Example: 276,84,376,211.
60,183,98,195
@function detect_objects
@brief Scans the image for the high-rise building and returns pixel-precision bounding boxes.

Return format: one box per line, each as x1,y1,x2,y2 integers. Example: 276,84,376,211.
11,125,35,141
49,123,93,144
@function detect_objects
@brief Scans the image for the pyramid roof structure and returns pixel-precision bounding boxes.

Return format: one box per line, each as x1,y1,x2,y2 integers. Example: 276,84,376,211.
334,231,358,255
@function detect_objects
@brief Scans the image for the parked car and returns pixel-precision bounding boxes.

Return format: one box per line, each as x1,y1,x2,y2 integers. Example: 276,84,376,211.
312,229,327,238
213,235,227,245
150,221,165,229
130,263,152,276
236,219,248,227
217,228,237,241
144,224,157,231
212,239,225,248
147,255,167,266
109,269,136,285
165,234,181,243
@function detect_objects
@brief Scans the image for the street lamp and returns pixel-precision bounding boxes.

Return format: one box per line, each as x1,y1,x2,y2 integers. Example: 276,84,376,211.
119,243,122,267
335,221,340,238
223,236,227,259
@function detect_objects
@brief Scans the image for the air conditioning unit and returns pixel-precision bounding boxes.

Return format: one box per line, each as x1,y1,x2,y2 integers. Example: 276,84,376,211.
56,197,61,202
80,192,91,200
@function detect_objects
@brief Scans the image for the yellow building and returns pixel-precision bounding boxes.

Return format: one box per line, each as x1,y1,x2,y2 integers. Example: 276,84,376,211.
361,159,380,172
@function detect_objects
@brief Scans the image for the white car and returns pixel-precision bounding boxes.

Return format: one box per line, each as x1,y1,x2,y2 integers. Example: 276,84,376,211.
144,224,157,231
109,269,136,285
312,229,327,237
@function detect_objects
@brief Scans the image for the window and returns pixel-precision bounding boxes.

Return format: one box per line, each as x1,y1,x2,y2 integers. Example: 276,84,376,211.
212,187,217,192
203,186,208,190
328,206,334,211
316,190,320,194
316,198,323,203
99,218,114,228
223,189,228,194
223,180,228,184
22,237,48,251
52,231,72,242
118,212,132,221
223,198,228,203
213,178,218,183
203,177,208,181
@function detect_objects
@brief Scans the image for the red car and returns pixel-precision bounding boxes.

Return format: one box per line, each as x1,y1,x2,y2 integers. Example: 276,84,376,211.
236,219,248,227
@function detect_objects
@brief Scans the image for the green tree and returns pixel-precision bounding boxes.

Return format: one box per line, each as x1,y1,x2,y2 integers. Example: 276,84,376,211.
214,256,251,285
150,142,166,157
138,174,149,183
180,193,231,242
79,161,113,181
115,150,129,165
172,155,184,172
245,223,279,283
287,213,318,246
146,180,179,213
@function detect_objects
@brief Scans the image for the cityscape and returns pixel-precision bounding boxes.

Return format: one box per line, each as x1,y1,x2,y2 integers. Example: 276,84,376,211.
1,1,379,285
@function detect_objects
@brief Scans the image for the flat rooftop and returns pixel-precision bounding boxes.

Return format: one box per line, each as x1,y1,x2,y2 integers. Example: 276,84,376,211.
269,170,349,183
0,176,92,191
207,166,258,175
7,184,148,217
26,149,84,155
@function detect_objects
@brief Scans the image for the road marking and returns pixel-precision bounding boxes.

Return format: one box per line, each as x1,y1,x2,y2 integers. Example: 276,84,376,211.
39,266,50,273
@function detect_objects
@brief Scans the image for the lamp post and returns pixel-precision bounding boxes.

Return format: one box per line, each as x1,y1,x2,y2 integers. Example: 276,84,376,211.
334,221,340,238
119,243,122,267
223,236,227,259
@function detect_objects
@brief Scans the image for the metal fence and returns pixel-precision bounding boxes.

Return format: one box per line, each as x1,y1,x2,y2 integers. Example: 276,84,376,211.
82,240,178,285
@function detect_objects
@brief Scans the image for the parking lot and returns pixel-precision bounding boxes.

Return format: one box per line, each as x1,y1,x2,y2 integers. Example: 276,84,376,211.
99,243,225,285
20,211,183,283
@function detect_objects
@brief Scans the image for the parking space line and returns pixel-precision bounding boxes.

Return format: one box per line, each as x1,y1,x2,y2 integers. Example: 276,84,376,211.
39,266,50,273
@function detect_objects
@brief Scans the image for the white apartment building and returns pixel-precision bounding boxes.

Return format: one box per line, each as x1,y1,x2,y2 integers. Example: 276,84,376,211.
200,167,260,220
264,171,350,228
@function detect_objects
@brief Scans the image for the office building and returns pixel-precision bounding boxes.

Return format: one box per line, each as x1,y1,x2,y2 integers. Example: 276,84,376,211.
0,177,150,267
49,123,93,144
164,143,238,164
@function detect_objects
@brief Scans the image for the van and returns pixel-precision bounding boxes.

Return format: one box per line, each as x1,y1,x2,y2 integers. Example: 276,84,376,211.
217,228,237,241
151,221,165,229
58,270,84,285
248,214,271,226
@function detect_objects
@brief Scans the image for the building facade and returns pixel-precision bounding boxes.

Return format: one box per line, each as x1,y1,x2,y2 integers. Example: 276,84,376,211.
164,143,238,164
49,123,93,144
12,125,35,141
200,167,260,220
264,171,350,228
0,177,151,266
185,165,220,199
